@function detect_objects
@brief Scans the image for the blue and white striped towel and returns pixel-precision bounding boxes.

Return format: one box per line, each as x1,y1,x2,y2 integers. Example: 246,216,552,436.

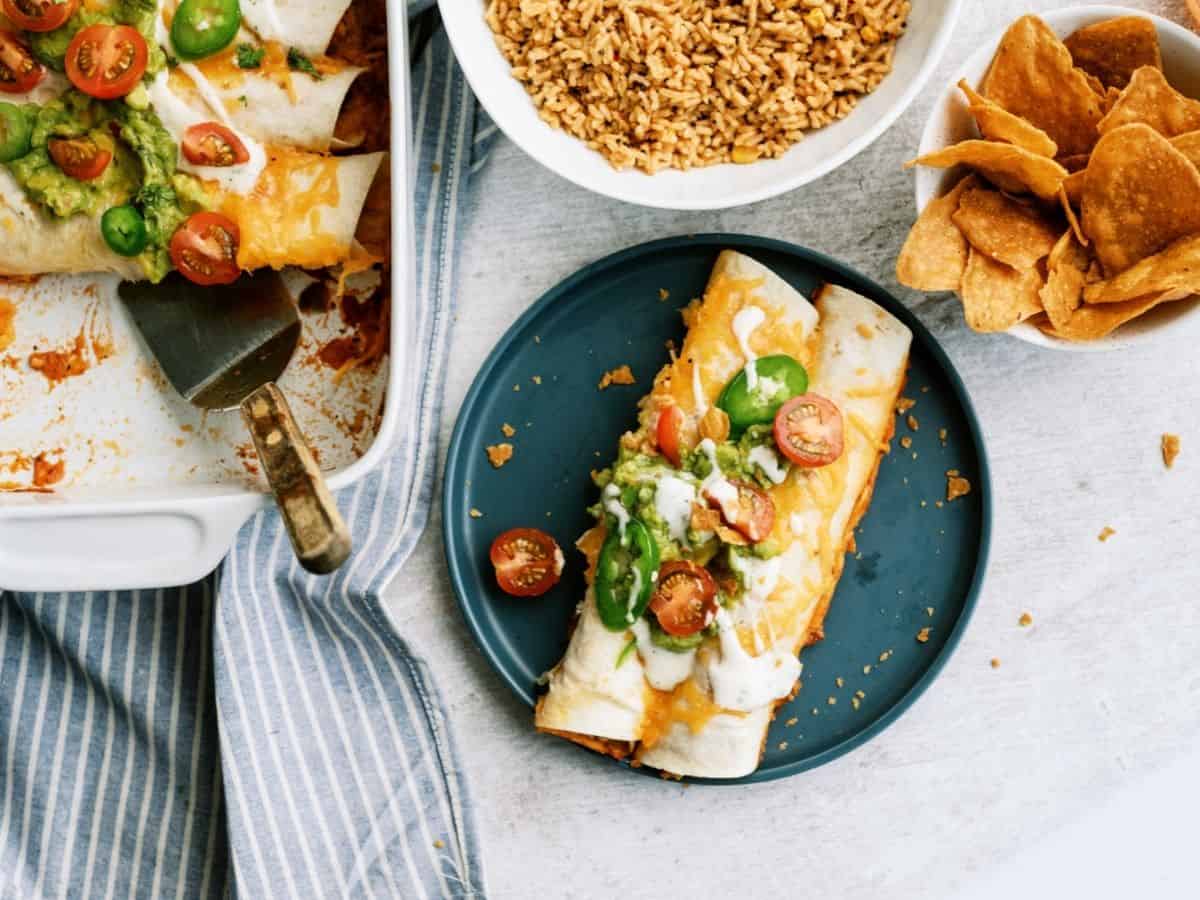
0,8,494,897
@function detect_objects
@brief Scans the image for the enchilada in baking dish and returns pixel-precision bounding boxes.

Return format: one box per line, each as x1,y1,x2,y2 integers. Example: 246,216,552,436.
0,0,386,283
533,250,912,779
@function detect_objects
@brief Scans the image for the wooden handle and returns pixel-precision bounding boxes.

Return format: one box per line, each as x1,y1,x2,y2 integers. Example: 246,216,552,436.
241,383,351,574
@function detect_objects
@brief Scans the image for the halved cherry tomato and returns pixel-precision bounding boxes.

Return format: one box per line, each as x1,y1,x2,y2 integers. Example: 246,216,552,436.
3,0,78,32
656,404,684,467
649,560,718,636
774,393,844,468
0,30,43,94
65,24,147,100
182,122,250,167
489,527,563,597
169,211,241,285
705,478,775,543
48,136,111,180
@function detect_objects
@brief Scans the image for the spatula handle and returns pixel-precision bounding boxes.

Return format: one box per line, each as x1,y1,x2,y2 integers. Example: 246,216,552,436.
241,383,351,574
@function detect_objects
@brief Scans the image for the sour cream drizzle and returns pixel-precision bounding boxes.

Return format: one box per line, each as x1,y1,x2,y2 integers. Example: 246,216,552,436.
697,438,739,522
602,483,630,542
653,474,697,548
706,608,801,712
748,445,788,484
730,552,781,652
631,619,696,691
732,305,766,389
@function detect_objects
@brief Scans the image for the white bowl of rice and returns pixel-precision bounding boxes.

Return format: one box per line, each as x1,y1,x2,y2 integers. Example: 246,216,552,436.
440,0,964,210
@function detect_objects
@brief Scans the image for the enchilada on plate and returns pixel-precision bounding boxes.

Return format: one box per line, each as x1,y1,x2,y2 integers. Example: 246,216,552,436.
534,250,913,779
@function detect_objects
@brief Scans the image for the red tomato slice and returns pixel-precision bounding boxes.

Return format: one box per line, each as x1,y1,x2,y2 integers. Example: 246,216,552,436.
774,393,844,468
3,0,78,32
649,561,718,636
169,212,242,286
47,137,111,180
656,405,684,467
182,123,250,167
705,478,775,543
489,527,563,597
0,30,43,94
65,24,147,100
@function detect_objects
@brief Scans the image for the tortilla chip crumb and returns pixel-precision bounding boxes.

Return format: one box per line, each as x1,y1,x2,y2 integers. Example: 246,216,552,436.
906,415,919,431
863,664,872,675
433,839,445,849
659,288,670,301
469,508,483,518
916,627,931,643
501,423,515,437
1098,526,1116,542
835,677,844,688
855,690,865,700
946,472,971,502
920,500,927,508
878,649,893,662
512,384,520,392
990,658,1001,669
811,708,819,715
851,697,861,710
1162,433,1180,468
598,365,636,390
896,397,916,414
778,741,788,750
1018,612,1033,627
926,606,934,617
900,436,912,449
935,500,944,508
486,443,513,468
827,696,837,706
921,386,930,393
785,716,798,727
533,335,541,344
938,427,948,442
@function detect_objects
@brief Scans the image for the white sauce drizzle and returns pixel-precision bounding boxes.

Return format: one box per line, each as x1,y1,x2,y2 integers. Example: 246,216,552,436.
706,608,801,712
626,564,643,624
631,619,696,691
691,362,707,417
730,552,781,652
147,71,268,196
653,474,697,548
697,439,739,522
732,305,766,389
602,483,629,542
748,445,788,484
789,512,806,536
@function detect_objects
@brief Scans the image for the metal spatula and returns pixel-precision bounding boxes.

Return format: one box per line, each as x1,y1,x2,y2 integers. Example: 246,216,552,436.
119,271,352,574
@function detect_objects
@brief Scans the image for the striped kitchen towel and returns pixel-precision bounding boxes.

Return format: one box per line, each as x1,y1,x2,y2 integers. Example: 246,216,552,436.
0,9,495,898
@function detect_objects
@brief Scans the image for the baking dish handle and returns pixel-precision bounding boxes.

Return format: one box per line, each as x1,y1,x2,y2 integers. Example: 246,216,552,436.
0,493,264,592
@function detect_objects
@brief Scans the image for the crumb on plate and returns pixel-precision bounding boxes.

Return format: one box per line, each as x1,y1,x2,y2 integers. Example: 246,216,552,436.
486,443,513,468
900,435,912,449
990,658,1000,669
1098,525,1116,542
946,470,971,502
598,365,636,390
501,423,515,437
1019,612,1033,627
906,415,919,431
659,288,670,301
469,508,483,518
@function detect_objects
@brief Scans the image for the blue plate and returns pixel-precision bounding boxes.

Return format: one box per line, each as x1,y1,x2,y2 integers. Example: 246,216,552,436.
443,235,990,783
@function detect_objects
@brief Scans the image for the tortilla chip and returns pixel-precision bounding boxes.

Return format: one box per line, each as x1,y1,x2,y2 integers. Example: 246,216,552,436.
906,141,1067,201
1039,293,1174,341
1039,231,1091,331
1064,17,1162,91
957,80,1057,157
951,187,1061,269
959,248,1044,332
1098,66,1200,138
1171,131,1200,169
1058,186,1087,247
1081,124,1200,274
1083,234,1200,305
896,175,977,292
1062,168,1087,206
980,15,1105,157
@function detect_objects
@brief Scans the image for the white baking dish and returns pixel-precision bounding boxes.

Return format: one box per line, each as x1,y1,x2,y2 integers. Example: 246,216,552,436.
0,10,413,593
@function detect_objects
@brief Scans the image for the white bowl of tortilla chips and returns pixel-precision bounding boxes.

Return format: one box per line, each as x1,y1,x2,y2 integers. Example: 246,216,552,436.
905,6,1200,351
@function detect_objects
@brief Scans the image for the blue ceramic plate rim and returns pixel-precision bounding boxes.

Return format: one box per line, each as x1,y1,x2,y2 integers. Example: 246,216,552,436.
443,234,992,784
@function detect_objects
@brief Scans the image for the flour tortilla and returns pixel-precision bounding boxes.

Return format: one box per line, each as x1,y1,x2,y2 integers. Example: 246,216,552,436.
239,0,356,57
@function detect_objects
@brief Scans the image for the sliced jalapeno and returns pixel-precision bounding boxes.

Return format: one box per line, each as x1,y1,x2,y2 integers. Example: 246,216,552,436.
717,354,809,435
594,518,659,631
